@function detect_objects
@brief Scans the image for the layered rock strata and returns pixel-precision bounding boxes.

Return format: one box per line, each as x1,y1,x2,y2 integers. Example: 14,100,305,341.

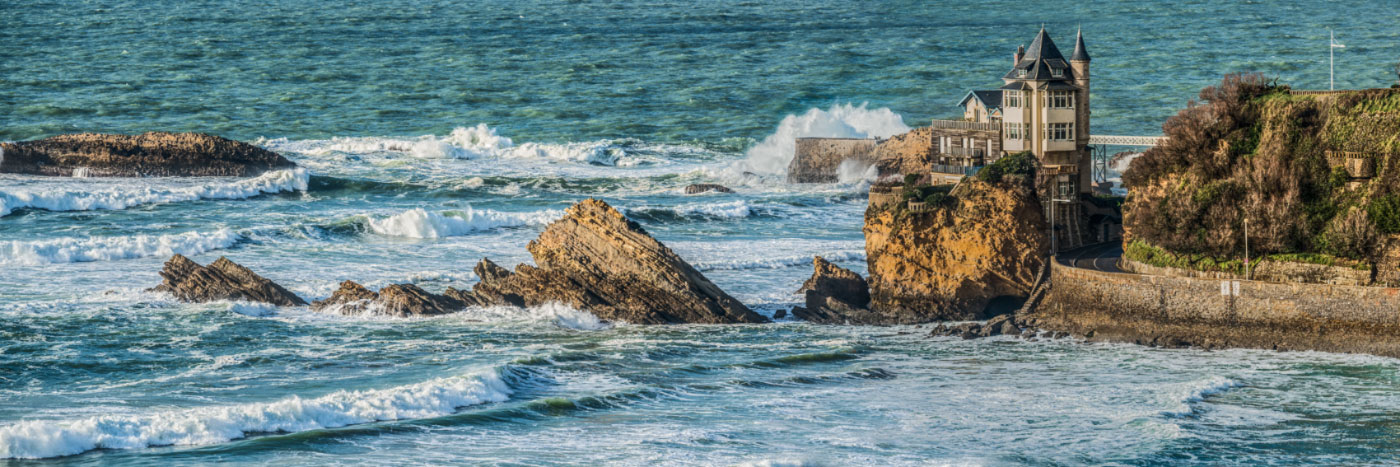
151,255,307,306
788,256,883,324
0,132,296,177
313,281,463,317
451,199,767,324
683,184,734,194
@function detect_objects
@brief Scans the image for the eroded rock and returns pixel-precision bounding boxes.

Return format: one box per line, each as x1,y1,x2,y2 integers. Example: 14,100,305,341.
789,256,892,324
151,255,307,306
0,132,297,177
313,281,463,317
864,177,1048,322
683,183,734,194
453,198,767,324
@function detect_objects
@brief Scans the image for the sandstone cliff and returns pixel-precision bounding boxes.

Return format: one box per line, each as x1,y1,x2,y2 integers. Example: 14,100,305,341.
870,127,936,175
789,256,888,324
864,177,1048,321
451,199,767,324
151,255,307,306
0,132,297,177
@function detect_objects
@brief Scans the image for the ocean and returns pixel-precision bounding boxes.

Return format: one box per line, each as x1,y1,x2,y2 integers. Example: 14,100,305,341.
3,0,1400,464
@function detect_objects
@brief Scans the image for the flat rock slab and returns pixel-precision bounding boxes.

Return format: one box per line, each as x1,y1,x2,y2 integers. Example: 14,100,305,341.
1,132,297,177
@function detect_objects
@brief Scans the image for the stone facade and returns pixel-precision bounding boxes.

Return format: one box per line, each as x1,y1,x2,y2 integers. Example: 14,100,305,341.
1035,262,1400,357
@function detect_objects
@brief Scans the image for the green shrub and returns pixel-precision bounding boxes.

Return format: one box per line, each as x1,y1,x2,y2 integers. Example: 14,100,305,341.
977,151,1036,183
1368,194,1400,233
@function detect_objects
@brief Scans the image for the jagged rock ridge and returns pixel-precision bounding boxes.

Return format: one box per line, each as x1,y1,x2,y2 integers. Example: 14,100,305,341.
150,255,307,306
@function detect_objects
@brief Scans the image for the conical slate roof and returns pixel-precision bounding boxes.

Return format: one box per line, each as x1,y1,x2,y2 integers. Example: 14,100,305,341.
1071,29,1090,62
1003,27,1074,82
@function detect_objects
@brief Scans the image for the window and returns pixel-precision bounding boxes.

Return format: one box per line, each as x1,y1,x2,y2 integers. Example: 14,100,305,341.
1051,67,1064,78
1017,68,1028,78
1003,122,1024,140
1046,122,1075,141
1004,90,1021,108
1048,90,1074,109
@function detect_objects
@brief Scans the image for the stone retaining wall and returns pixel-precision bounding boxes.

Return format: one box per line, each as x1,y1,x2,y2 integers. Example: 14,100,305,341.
789,138,879,183
1120,258,1375,286
1035,261,1400,357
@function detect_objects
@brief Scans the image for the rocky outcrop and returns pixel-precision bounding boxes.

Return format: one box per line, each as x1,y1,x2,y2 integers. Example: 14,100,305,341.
684,183,734,194
927,314,1040,340
870,127,936,175
786,128,938,183
151,255,307,306
0,132,296,177
863,177,1048,322
789,256,883,324
452,199,767,324
313,281,463,317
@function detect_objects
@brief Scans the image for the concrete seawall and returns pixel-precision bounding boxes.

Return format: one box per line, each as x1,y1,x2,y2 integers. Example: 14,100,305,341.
789,137,879,183
1035,261,1400,357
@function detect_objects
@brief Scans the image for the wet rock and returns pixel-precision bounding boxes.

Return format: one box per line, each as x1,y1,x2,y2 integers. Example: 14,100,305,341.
313,281,463,317
0,132,297,177
683,183,734,194
773,308,788,319
150,254,307,307
453,199,766,324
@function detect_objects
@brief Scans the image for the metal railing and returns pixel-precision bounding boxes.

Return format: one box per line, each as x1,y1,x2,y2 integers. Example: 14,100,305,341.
929,119,998,132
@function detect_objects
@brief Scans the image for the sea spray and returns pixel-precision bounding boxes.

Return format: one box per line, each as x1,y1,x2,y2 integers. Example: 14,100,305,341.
0,229,244,266
0,168,310,216
365,206,564,238
0,367,516,460
725,103,909,178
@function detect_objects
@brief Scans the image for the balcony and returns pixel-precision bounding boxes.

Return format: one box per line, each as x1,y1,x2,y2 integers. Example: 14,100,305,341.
929,119,998,132
930,164,984,177
942,146,985,158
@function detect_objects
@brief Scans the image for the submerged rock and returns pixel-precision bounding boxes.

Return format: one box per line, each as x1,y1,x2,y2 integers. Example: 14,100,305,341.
683,183,734,194
0,132,297,177
151,254,307,306
454,198,767,324
928,314,1036,340
313,281,463,317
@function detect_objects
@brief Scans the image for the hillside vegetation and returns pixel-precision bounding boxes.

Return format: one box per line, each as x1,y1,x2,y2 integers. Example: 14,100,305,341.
1123,74,1400,264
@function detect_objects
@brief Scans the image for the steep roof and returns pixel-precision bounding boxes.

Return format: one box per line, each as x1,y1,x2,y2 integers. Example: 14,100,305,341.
1071,29,1090,62
958,90,1003,110
1003,27,1075,82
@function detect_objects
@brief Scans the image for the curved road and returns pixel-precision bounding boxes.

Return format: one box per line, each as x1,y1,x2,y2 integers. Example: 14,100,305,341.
1057,242,1124,273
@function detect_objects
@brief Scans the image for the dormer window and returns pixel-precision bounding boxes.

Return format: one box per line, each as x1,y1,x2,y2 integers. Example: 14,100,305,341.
1017,68,1028,78
1051,67,1063,78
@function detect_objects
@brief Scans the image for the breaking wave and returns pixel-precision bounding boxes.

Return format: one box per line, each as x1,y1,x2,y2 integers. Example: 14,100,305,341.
725,103,909,178
0,168,310,217
454,303,614,331
0,229,244,266
623,201,757,222
365,206,564,238
260,124,631,166
0,366,517,460
1160,376,1240,417
693,250,866,272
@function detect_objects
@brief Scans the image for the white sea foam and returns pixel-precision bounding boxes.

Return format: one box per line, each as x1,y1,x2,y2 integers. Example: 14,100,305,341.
262,124,627,166
625,200,754,220
0,229,243,266
693,250,866,272
0,168,310,216
0,367,514,459
1161,376,1240,417
366,206,563,238
725,103,910,178
455,303,613,331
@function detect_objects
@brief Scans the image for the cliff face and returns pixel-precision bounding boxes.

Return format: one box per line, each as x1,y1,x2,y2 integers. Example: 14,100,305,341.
456,198,768,324
0,132,296,177
864,177,1048,321
871,127,935,175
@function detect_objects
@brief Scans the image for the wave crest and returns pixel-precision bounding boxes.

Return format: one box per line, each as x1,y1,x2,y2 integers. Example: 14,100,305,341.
0,229,243,266
725,103,909,178
0,367,516,459
0,168,310,217
366,206,564,239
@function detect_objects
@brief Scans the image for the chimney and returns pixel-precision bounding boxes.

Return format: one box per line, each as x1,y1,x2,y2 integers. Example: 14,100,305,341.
1013,45,1025,66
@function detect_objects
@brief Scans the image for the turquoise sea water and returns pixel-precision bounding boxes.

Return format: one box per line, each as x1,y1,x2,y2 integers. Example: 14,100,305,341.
4,1,1400,465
